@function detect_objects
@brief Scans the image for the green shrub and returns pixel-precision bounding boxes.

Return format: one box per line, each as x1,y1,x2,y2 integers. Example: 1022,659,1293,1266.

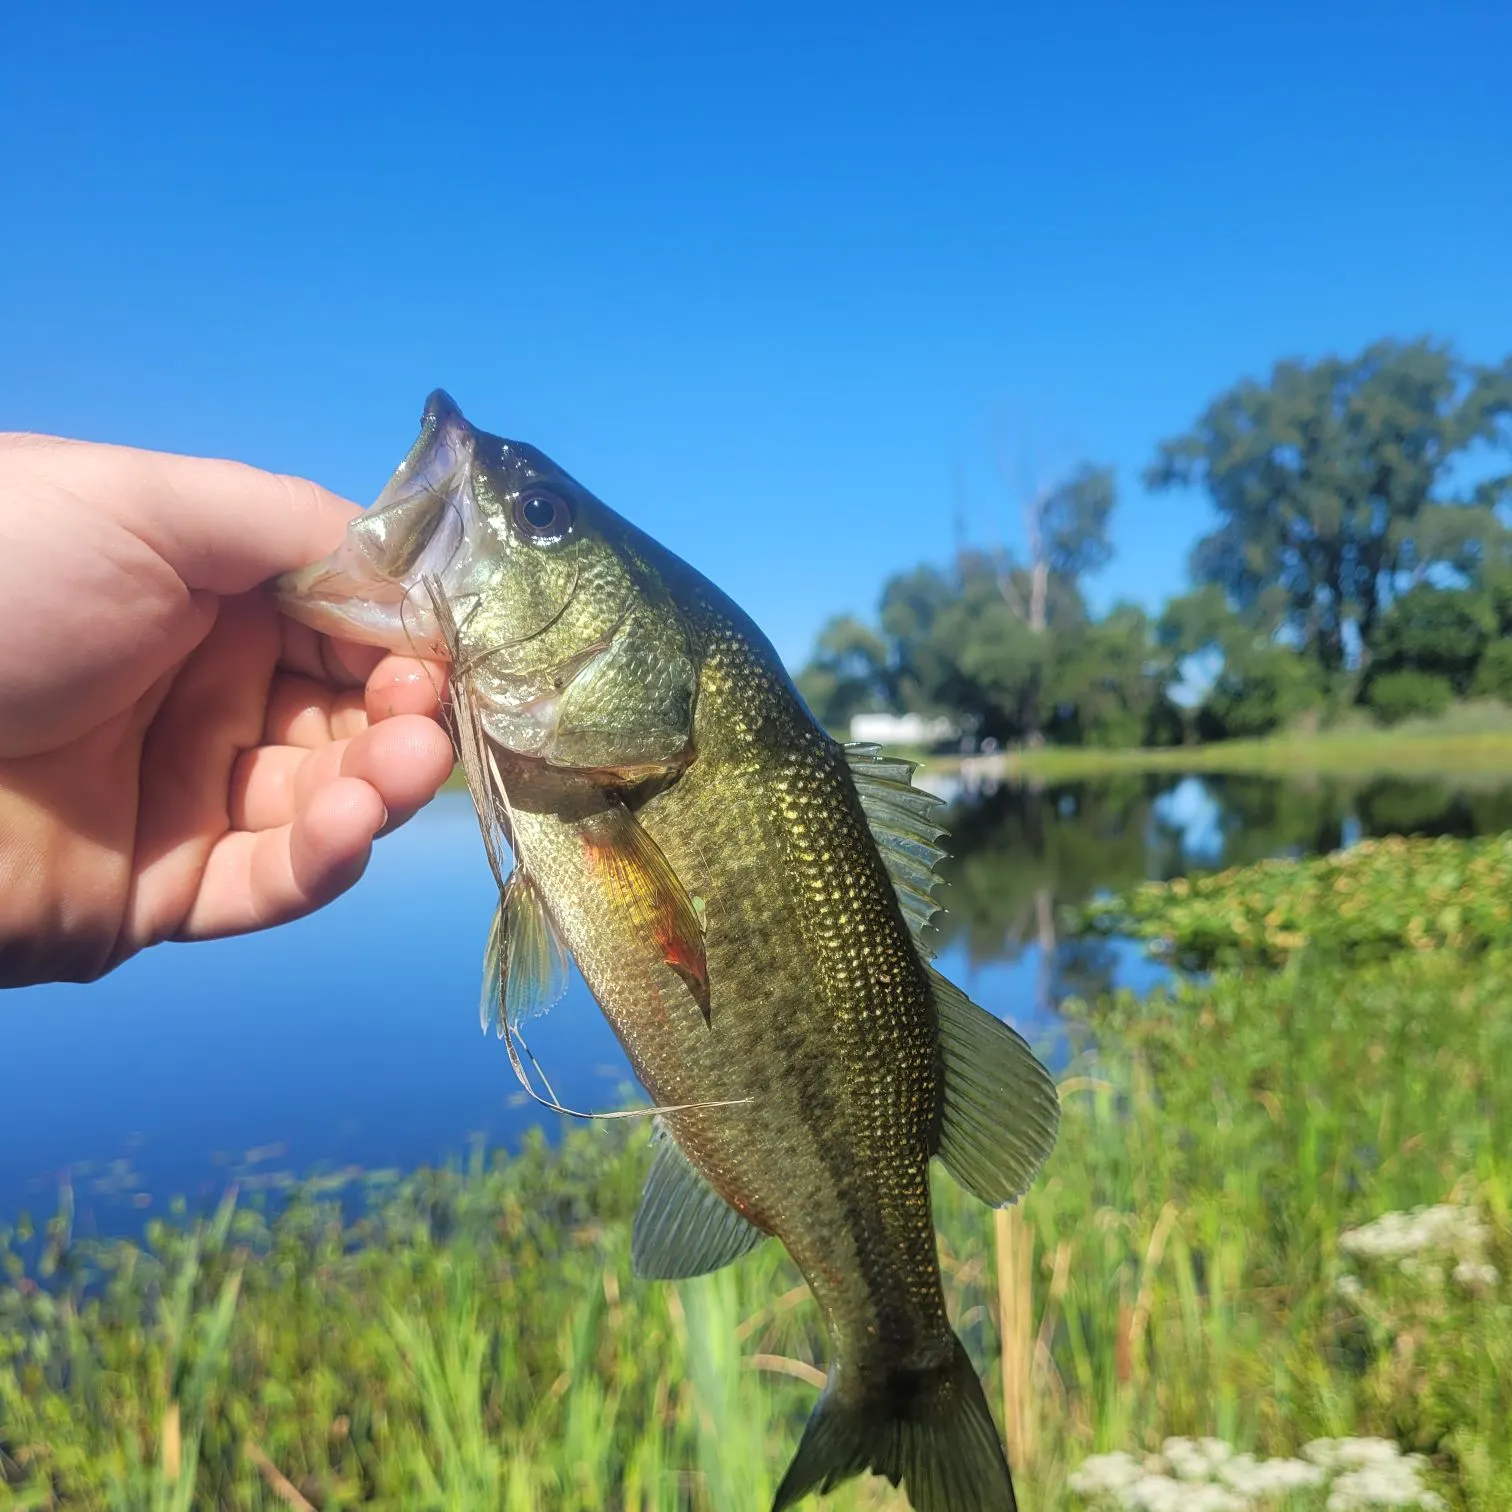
1141,694,1188,747
1472,638,1512,702
1198,643,1326,739
1365,668,1454,725
1371,585,1495,692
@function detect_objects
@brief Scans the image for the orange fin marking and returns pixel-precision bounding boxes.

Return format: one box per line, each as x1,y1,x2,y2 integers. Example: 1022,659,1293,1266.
581,803,711,1025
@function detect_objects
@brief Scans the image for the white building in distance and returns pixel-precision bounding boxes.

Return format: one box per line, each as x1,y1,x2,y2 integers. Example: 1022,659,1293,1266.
847,712,961,747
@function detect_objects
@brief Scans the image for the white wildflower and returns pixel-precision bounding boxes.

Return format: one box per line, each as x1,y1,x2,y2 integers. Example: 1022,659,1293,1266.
1303,1439,1443,1509
1069,1452,1145,1497
1327,1463,1444,1509
1219,1452,1326,1496
1070,1437,1440,1511
1397,1256,1445,1285
1306,1438,1413,1471
1335,1273,1365,1302
1339,1202,1490,1280
1452,1258,1499,1293
1120,1475,1248,1512
1162,1437,1235,1481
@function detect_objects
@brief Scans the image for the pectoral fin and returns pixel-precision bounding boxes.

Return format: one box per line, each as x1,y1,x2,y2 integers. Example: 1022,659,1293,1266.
633,1123,768,1279
931,967,1060,1207
478,871,570,1039
580,802,711,1022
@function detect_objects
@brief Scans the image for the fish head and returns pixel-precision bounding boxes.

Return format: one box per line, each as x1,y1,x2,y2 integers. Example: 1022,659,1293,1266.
276,391,696,772
276,390,576,655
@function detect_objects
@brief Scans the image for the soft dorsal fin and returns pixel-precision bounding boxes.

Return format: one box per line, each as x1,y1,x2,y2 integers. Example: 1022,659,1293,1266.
632,1121,769,1280
844,742,949,956
930,967,1060,1207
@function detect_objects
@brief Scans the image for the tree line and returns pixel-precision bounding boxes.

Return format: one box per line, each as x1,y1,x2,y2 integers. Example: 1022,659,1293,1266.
798,338,1512,747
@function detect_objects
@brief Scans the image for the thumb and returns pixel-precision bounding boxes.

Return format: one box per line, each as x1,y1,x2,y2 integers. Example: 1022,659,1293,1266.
10,434,362,593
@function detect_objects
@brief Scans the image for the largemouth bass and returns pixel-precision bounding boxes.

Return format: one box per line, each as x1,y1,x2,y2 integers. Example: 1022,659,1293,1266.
276,392,1059,1512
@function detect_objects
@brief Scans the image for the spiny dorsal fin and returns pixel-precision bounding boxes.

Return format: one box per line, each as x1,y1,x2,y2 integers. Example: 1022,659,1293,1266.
844,742,949,957
930,967,1060,1207
632,1121,769,1279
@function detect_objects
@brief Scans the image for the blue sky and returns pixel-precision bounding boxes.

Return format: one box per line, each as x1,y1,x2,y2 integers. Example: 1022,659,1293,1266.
4,1,1509,667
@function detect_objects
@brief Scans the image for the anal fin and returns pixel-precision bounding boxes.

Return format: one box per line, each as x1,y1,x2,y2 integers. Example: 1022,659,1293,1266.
632,1124,768,1280
931,967,1060,1207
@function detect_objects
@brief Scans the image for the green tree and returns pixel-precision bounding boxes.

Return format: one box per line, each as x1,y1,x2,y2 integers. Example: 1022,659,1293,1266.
1155,585,1327,740
1046,604,1174,747
1018,464,1116,631
879,561,999,726
1146,339,1512,675
796,460,1155,747
875,543,1101,744
1156,584,1247,663
794,615,892,731
1368,583,1495,693
1197,640,1328,740
1013,465,1116,742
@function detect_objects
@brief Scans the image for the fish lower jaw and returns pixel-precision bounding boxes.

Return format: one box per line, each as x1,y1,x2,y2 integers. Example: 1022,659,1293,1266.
274,589,449,658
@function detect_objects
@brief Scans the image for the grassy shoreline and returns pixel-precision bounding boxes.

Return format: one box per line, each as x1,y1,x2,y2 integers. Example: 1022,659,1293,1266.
937,723,1512,781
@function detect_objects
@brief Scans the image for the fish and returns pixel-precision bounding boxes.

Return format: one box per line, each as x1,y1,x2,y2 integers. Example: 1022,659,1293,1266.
275,391,1060,1512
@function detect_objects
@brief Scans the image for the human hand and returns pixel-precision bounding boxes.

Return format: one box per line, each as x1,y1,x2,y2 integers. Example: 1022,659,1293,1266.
0,433,456,987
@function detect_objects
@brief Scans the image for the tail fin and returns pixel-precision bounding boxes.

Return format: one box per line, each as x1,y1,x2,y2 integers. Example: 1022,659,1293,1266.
771,1335,1016,1512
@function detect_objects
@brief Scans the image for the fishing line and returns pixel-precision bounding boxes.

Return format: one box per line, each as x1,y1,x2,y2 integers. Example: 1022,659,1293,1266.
421,576,751,1126
499,1006,751,1123
450,559,584,677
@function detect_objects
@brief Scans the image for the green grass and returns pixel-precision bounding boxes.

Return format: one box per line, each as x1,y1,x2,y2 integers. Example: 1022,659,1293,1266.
935,699,1512,780
5,841,1512,1509
1007,729,1512,779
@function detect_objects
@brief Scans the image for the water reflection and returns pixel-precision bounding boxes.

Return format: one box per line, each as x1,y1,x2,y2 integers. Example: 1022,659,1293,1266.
932,769,1512,1010
4,773,1510,1231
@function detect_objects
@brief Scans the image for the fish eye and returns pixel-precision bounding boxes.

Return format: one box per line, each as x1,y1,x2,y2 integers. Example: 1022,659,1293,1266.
513,489,572,544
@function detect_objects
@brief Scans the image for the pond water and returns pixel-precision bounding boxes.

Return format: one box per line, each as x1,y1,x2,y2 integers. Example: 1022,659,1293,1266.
5,770,1511,1234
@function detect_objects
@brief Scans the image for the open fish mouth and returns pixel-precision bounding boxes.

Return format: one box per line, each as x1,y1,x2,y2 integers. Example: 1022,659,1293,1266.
274,390,482,656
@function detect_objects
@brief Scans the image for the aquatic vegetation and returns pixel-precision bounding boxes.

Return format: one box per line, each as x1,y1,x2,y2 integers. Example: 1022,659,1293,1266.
1077,833,1512,968
4,834,1512,1507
